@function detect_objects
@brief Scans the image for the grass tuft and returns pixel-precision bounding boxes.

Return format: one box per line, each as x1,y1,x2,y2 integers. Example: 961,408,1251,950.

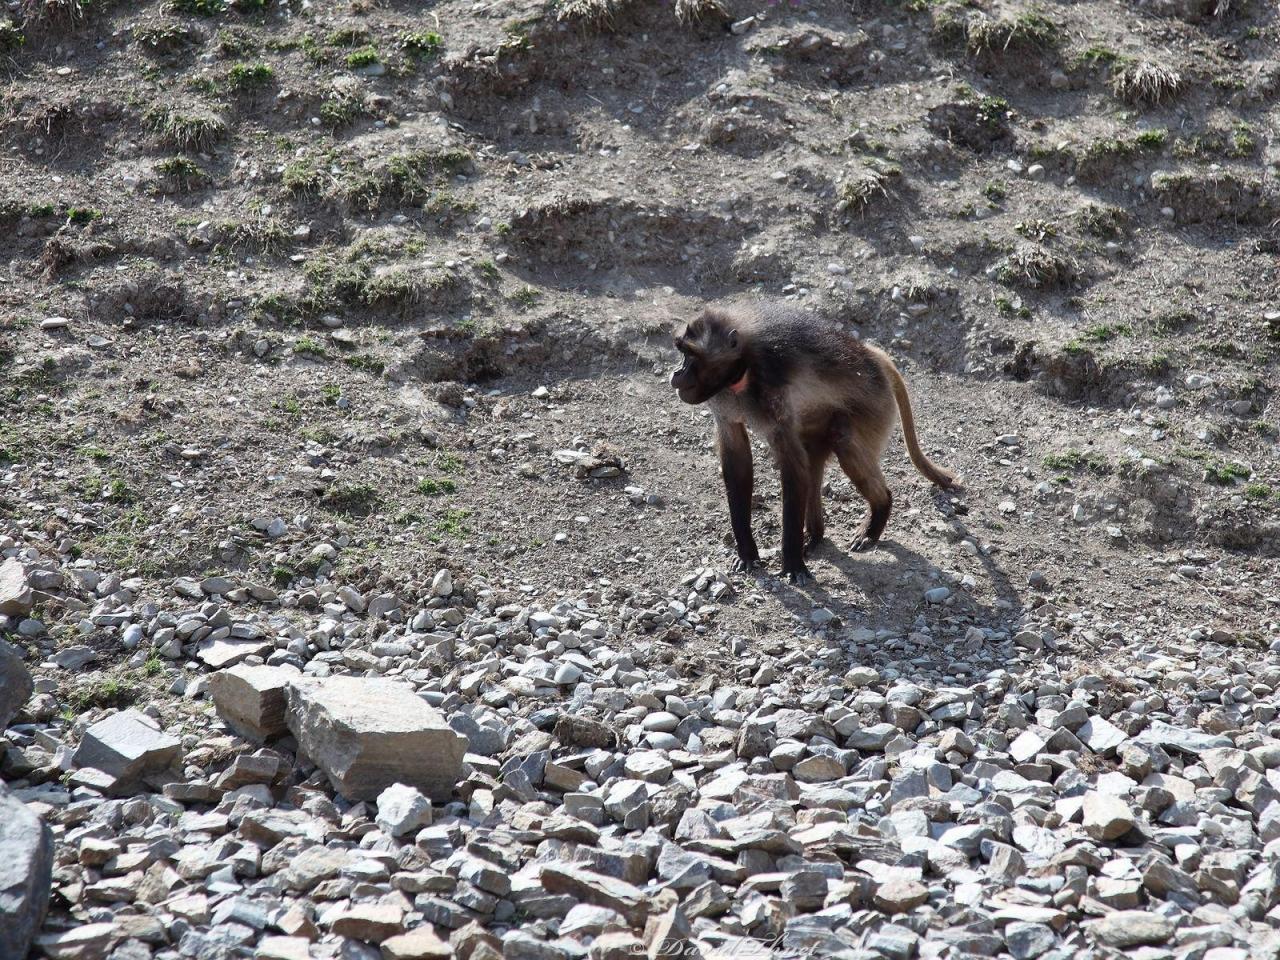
674,0,729,25
146,107,227,151
1111,60,1182,104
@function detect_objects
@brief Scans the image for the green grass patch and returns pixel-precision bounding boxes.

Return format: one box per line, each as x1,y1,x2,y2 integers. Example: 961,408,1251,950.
226,61,274,90
417,477,458,496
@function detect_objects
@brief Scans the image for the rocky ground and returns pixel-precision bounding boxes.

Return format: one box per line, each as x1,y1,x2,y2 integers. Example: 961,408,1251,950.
2,0,1280,958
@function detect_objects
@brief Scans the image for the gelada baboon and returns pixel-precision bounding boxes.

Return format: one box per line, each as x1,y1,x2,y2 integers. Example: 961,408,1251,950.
670,304,956,584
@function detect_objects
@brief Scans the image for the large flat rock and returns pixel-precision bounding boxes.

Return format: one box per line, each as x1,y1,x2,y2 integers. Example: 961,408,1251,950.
286,677,468,802
0,785,54,958
71,709,182,789
209,663,298,741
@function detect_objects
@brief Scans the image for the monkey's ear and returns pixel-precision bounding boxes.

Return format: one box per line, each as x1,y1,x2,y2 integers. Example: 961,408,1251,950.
727,329,739,349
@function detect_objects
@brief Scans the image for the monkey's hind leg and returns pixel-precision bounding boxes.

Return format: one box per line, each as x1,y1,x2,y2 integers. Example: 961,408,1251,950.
835,443,893,553
804,445,829,556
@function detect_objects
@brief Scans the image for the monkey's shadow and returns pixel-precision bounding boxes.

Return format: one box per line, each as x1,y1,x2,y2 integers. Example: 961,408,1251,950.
761,497,1025,659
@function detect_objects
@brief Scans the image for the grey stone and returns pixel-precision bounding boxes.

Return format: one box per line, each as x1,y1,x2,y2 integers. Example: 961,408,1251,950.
71,709,181,788
0,639,33,729
1136,720,1232,755
1005,922,1056,960
1082,792,1135,841
0,559,32,616
0,786,54,959
1088,910,1174,948
208,664,296,741
287,676,468,801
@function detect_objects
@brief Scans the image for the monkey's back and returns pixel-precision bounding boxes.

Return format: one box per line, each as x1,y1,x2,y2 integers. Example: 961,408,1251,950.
729,304,891,422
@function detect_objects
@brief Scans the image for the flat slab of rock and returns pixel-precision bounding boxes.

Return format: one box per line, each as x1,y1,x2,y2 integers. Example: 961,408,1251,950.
1136,719,1232,755
0,639,33,730
197,637,273,670
1088,910,1174,948
380,927,453,959
0,787,54,958
35,922,115,960
287,677,468,802
209,664,297,741
71,709,182,789
0,558,33,616
540,863,650,927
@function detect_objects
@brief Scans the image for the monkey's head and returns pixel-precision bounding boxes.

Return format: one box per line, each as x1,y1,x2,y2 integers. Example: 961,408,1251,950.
670,313,746,405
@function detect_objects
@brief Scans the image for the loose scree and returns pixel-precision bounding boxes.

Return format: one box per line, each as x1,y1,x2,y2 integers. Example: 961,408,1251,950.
671,304,956,585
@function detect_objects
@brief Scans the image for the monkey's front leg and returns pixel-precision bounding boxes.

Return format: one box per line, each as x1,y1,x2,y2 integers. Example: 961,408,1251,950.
716,420,760,572
773,434,813,585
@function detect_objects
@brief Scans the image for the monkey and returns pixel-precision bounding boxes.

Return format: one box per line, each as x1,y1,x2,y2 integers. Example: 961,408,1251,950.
670,304,956,585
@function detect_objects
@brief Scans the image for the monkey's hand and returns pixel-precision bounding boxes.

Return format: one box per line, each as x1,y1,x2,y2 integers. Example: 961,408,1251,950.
732,554,761,573
783,564,813,586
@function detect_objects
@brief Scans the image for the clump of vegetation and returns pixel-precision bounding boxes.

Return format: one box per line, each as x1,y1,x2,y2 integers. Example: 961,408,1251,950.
997,245,1074,289
325,26,369,47
319,85,368,130
512,286,541,307
66,206,102,225
940,8,1059,56
417,476,458,496
215,216,290,256
344,150,473,210
171,0,226,16
0,21,25,49
1080,323,1131,343
19,0,85,28
836,168,889,214
226,61,274,90
156,155,207,191
293,335,325,357
147,107,227,151
1014,219,1056,241
556,0,628,27
400,31,442,58
321,482,380,516
1075,202,1129,239
344,46,380,70
1111,60,1182,104
282,158,324,195
1043,450,1111,475
1204,461,1251,485
674,0,729,25
69,676,136,712
1245,483,1275,500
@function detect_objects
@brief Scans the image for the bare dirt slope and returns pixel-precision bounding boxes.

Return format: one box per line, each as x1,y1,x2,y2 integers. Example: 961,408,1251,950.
4,0,1280,956
3,0,1277,673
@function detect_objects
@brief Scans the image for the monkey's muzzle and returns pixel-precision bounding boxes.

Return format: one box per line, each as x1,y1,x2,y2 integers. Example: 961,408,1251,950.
670,366,701,405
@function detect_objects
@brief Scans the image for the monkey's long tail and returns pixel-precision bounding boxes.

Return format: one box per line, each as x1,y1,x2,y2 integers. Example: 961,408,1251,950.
884,361,957,489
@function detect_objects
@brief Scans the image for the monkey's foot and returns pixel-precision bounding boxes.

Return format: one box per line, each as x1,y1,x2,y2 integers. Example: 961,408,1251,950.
804,533,824,556
783,564,813,586
851,532,882,552
732,555,761,573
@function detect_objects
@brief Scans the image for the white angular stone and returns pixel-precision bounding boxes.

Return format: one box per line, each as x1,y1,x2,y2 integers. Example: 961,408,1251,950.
1082,791,1135,841
376,783,433,837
